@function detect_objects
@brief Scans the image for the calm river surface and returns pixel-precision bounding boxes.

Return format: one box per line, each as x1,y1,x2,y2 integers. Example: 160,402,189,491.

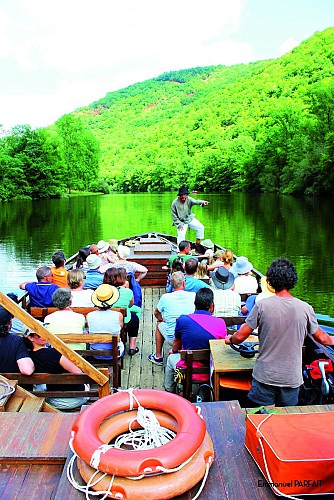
0,192,333,316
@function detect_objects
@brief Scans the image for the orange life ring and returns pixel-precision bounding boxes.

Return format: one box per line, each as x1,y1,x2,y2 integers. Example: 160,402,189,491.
77,409,214,500
72,389,206,476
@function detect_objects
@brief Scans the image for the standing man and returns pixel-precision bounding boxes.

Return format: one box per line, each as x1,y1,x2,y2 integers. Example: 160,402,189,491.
171,186,209,245
225,258,334,407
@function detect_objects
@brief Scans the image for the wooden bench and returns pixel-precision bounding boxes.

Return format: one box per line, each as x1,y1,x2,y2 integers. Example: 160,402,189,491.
1,367,110,402
30,306,128,343
53,333,121,389
30,306,126,322
0,292,112,403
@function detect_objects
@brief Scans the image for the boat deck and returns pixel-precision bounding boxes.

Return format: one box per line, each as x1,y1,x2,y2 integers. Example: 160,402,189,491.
120,287,165,391
1,402,334,499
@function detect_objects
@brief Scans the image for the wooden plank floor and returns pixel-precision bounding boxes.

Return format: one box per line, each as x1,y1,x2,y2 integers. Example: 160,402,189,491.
120,287,165,391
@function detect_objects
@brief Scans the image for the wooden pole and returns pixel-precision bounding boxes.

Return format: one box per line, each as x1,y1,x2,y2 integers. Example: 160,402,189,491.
0,292,108,387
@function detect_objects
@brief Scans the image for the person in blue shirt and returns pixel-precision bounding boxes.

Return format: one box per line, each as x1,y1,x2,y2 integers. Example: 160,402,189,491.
166,258,211,293
19,266,59,307
164,288,226,393
83,254,104,290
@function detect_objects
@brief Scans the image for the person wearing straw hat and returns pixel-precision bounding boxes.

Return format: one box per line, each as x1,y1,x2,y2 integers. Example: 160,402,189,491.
171,186,209,245
87,284,124,360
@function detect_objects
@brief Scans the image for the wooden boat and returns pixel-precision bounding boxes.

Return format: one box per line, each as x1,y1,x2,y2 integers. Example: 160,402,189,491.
0,232,334,498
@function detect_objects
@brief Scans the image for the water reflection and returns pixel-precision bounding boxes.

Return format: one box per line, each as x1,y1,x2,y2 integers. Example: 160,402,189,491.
0,192,333,316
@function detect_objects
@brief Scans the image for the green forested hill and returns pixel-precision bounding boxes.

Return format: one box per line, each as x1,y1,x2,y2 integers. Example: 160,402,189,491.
1,27,334,200
74,26,334,195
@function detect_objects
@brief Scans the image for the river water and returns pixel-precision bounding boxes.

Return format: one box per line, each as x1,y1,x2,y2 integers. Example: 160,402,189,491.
0,192,333,316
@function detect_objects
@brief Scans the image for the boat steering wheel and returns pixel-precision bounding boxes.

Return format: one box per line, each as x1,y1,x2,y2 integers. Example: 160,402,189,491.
229,341,259,358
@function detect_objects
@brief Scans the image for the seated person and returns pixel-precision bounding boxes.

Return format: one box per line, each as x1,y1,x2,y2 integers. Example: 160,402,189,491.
23,327,89,410
241,275,276,316
7,293,28,336
168,258,211,293
207,249,234,272
148,272,195,366
50,251,69,288
0,305,34,374
88,284,124,360
210,267,241,317
83,254,104,290
194,260,209,280
200,239,214,260
44,288,86,350
166,257,185,292
97,240,115,265
164,288,227,393
20,266,59,307
232,256,258,294
67,269,93,307
89,244,99,255
184,258,211,293
103,268,139,355
73,246,90,270
110,246,148,282
167,240,194,268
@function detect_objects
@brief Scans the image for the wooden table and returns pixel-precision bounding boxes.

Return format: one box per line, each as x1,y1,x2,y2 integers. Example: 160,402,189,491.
210,338,257,401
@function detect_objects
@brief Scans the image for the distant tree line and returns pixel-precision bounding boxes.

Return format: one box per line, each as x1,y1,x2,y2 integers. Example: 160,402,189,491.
1,27,334,200
0,115,100,201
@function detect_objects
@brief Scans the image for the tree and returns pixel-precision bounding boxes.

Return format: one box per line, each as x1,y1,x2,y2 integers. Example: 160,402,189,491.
56,114,100,192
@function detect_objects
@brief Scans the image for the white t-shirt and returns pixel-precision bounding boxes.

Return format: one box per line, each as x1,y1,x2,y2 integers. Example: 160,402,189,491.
234,275,258,294
70,289,94,307
44,310,86,350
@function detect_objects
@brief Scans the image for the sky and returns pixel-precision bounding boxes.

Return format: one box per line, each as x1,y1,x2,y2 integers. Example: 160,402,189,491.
1,0,333,131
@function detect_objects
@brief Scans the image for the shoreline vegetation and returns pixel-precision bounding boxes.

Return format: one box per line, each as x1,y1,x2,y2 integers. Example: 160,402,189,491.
1,27,334,202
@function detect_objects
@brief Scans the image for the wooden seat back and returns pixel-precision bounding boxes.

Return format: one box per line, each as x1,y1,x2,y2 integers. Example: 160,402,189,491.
219,316,246,334
178,349,212,402
30,306,126,322
53,333,121,389
1,367,109,402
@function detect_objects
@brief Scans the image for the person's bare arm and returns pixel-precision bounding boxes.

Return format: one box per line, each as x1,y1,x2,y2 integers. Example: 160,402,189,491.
59,355,83,374
17,357,35,375
118,312,124,328
134,263,148,282
225,323,253,344
313,327,334,346
154,307,164,322
168,337,182,355
19,282,28,290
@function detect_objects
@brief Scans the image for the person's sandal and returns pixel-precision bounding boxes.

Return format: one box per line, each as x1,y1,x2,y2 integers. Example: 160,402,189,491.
129,347,139,356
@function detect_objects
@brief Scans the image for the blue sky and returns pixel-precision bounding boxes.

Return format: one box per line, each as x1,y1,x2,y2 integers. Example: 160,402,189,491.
1,0,333,131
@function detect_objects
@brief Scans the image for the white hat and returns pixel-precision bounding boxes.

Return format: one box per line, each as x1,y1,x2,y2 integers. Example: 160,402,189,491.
86,254,102,269
117,245,131,260
234,256,253,275
97,240,109,253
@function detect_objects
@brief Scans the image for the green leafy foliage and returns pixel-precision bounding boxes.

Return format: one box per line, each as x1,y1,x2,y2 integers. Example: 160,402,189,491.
73,27,334,195
1,27,334,200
